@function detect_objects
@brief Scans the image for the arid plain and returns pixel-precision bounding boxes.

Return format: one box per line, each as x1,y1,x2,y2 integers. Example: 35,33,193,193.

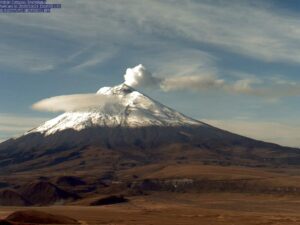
1,164,300,225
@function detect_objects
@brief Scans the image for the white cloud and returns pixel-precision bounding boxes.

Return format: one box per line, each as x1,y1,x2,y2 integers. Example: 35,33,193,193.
32,93,120,112
123,64,223,91
124,64,161,88
202,119,300,148
161,74,224,92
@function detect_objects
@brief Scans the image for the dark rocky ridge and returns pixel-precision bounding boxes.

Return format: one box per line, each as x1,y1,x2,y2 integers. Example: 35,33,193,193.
55,176,86,187
90,195,128,206
0,189,31,206
19,181,79,205
0,182,80,206
6,210,79,224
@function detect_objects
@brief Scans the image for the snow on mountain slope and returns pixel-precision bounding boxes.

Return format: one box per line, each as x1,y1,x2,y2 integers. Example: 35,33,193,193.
28,83,204,136
2,84,300,172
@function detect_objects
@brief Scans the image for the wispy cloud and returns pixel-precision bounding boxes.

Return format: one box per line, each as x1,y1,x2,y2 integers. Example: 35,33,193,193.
161,74,224,92
70,45,119,72
0,114,48,142
2,0,300,75
66,0,300,63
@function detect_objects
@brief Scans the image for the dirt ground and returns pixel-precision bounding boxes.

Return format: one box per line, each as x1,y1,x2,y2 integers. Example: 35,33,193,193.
0,192,300,225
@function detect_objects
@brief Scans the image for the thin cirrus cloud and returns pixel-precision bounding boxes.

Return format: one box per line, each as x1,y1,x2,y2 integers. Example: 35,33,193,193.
60,1,300,64
3,1,300,74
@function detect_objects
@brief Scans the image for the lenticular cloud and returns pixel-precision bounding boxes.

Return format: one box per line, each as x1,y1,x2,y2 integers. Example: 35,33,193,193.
32,93,117,112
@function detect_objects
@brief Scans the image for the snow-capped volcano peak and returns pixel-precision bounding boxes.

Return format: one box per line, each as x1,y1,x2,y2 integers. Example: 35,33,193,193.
97,83,135,95
28,83,204,136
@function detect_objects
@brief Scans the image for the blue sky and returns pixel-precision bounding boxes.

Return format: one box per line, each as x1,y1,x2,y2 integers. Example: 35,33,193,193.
1,0,300,146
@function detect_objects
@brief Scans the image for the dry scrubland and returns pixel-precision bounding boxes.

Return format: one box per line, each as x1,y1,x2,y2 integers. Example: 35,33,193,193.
0,164,300,224
0,193,300,225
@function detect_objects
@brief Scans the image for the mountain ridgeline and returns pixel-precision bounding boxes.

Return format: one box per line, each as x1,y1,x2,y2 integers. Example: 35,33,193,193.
0,83,299,173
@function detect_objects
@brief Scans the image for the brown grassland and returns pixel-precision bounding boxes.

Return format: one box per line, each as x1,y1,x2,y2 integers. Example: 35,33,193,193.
0,164,300,224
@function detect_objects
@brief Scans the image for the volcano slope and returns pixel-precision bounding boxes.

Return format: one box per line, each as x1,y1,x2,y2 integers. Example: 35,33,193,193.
0,126,299,174
0,83,299,216
0,83,299,174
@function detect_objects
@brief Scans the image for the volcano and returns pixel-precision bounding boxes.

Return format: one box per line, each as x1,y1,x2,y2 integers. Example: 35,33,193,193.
0,83,299,173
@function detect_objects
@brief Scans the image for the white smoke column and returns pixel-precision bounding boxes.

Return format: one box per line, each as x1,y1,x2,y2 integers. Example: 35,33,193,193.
124,64,160,88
